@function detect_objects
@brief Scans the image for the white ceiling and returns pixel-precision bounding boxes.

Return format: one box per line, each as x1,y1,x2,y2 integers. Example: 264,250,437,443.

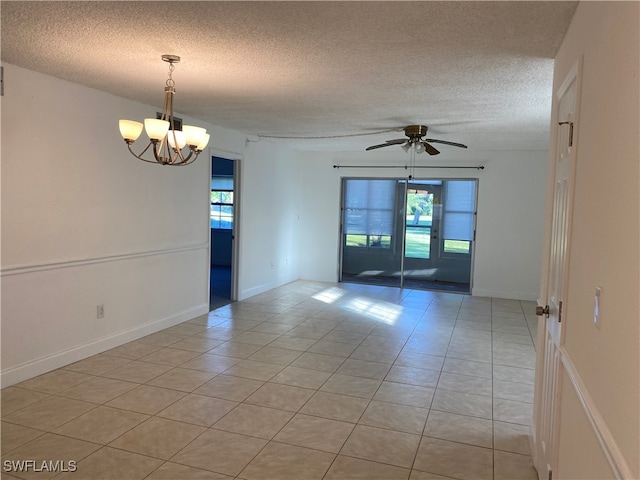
1,1,578,153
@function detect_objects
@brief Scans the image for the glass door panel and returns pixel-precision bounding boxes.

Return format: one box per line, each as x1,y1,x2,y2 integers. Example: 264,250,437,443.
340,179,403,287
403,181,441,287
405,188,434,259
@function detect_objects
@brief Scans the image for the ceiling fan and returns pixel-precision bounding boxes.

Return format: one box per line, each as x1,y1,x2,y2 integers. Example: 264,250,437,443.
366,125,467,155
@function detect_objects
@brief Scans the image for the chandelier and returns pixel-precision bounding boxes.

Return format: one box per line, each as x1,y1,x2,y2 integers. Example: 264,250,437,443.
118,55,210,166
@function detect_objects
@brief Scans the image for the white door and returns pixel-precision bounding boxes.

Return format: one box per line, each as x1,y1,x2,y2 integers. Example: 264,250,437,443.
535,63,580,480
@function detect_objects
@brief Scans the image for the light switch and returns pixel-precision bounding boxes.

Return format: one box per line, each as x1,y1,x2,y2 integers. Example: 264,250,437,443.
594,287,602,326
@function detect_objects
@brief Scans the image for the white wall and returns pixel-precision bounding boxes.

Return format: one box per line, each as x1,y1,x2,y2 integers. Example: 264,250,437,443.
296,149,547,300
535,2,639,478
0,64,299,385
236,139,300,300
472,151,547,300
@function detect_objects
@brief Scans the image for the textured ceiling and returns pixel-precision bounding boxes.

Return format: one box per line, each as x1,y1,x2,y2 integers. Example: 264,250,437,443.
1,1,578,152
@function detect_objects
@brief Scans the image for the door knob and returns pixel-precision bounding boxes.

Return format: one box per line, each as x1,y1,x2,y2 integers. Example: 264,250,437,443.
536,305,550,316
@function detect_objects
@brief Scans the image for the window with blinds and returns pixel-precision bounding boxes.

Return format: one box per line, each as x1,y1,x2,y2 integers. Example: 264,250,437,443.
442,180,476,254
343,179,396,249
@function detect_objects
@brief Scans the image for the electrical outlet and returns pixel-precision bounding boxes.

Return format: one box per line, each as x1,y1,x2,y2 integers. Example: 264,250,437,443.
97,304,104,319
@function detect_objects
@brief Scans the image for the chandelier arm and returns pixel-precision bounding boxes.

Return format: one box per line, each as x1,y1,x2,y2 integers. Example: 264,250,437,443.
167,144,187,165
152,140,172,164
180,152,199,166
164,141,194,165
173,148,196,165
127,141,165,164
170,156,198,166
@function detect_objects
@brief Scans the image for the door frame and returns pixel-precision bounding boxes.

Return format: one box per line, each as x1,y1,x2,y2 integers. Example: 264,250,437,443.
208,147,243,302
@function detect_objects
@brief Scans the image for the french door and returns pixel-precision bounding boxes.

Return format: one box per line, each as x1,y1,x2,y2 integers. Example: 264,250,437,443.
340,178,476,292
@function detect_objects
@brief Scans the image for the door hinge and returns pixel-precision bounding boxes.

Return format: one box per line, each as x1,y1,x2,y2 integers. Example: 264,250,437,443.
558,301,563,323
558,121,574,147
0,66,4,96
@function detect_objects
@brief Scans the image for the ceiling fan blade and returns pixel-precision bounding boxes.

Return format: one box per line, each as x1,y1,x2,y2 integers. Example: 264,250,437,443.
365,138,407,151
424,138,468,149
366,142,397,151
423,142,440,155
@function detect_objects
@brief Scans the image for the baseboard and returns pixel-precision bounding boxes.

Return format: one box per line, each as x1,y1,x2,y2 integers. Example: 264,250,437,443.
300,273,339,283
238,274,299,301
238,283,272,301
0,303,209,387
471,287,538,301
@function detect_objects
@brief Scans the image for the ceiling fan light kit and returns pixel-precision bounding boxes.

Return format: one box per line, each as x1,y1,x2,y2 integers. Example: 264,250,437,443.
118,55,210,166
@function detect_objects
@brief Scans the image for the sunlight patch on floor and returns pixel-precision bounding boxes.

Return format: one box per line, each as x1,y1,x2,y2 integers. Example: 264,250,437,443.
344,296,403,324
312,287,346,304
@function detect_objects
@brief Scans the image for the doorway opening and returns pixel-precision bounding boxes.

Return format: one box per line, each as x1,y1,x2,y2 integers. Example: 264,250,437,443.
340,177,477,293
210,156,236,310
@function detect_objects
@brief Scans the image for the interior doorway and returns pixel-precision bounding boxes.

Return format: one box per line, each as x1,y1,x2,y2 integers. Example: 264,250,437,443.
209,156,236,310
340,177,476,293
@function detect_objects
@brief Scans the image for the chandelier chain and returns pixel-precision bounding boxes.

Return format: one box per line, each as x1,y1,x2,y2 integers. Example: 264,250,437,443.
166,62,176,88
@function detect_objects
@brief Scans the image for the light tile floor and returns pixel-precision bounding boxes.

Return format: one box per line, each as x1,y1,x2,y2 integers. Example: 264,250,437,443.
2,281,539,480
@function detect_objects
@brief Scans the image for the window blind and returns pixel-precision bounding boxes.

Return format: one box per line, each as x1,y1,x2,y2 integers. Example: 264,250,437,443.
443,181,476,241
211,176,233,190
344,179,396,236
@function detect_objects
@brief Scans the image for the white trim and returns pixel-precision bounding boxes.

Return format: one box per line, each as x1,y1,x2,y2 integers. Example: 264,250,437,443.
560,347,635,479
238,283,275,301
209,147,244,163
557,60,581,101
0,243,208,277
238,274,298,301
0,303,209,387
209,147,244,302
231,156,242,301
470,287,538,302
206,145,214,306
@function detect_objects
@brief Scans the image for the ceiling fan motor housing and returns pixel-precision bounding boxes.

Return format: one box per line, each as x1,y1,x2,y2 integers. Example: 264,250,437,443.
404,125,428,139
365,124,466,153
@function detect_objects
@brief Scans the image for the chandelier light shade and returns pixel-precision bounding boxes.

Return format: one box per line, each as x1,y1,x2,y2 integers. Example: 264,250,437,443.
119,54,210,166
